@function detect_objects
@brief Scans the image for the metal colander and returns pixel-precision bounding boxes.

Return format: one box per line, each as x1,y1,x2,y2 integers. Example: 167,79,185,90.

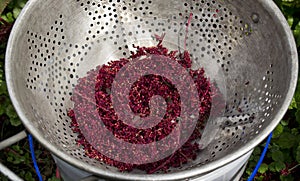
5,0,298,180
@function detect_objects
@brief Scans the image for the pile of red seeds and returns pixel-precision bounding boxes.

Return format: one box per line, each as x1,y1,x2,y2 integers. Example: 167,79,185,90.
68,38,212,173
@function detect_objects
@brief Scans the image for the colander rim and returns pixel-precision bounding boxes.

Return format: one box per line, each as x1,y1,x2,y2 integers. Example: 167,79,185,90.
5,0,298,180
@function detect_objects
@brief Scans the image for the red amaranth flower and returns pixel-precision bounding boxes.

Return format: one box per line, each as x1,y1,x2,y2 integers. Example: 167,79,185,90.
68,38,212,173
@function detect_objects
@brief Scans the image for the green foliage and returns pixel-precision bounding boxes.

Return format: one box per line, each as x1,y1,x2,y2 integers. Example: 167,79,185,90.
1,0,26,22
296,143,300,163
0,60,21,127
258,163,268,174
280,175,294,181
274,0,300,49
0,1,61,180
244,118,300,180
0,10,21,127
243,0,300,178
288,97,297,109
269,161,286,172
0,0,299,180
271,151,284,162
243,0,300,180
275,132,298,149
0,140,60,181
273,123,284,138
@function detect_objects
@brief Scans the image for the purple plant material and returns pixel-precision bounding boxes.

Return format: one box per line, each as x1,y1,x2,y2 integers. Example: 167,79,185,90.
68,38,212,173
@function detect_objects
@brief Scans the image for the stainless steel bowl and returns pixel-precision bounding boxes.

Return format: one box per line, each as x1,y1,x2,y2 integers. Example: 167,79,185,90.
5,0,298,180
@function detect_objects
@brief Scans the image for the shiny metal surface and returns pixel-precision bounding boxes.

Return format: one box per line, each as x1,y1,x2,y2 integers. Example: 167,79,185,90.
5,0,298,180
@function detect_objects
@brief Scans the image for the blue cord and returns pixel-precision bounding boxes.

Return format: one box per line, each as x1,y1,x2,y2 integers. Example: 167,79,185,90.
26,132,273,181
28,134,43,181
247,132,273,181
